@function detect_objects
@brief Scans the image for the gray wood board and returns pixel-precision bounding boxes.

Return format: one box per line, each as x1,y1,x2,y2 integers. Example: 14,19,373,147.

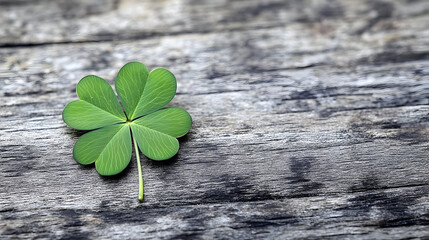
1,0,428,46
0,0,429,239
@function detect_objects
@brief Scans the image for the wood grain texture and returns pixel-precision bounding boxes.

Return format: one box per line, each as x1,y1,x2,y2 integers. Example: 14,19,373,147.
0,0,428,239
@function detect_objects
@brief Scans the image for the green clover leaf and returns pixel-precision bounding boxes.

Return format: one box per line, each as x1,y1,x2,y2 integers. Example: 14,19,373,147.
62,62,192,201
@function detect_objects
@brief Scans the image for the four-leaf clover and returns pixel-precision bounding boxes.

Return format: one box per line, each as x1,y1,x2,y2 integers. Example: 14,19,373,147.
62,62,192,201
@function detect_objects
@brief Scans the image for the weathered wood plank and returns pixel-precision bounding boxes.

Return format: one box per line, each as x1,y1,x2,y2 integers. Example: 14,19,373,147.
0,0,428,239
0,0,428,46
1,188,429,239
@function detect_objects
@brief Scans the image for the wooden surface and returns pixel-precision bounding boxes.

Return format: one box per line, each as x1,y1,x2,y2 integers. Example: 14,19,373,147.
1,0,428,239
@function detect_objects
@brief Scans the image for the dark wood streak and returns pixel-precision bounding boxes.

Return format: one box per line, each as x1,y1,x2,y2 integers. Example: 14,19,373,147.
0,0,429,239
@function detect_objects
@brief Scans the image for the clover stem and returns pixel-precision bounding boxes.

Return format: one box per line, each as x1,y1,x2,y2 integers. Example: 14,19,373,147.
133,136,144,201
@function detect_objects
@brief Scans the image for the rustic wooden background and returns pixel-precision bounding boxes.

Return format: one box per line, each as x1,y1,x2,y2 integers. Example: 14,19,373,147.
1,0,428,239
